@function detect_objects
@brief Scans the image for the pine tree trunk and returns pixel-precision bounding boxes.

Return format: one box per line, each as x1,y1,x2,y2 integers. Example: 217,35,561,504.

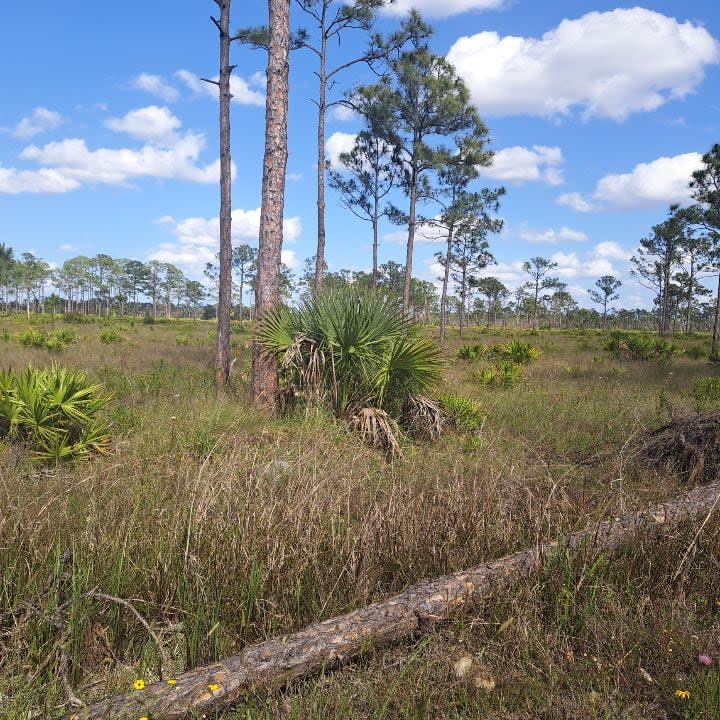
403,161,418,316
439,227,453,343
313,22,328,295
712,272,720,357
252,0,291,409
215,0,233,386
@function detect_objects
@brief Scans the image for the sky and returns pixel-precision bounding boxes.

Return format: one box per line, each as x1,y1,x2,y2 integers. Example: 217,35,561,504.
1,1,719,309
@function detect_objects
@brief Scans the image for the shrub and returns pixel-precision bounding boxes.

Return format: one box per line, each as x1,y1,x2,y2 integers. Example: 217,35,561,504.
142,315,155,325
476,361,523,389
604,331,675,361
0,328,10,342
15,328,46,348
457,344,490,360
438,394,484,432
0,366,112,462
692,377,720,412
686,345,706,360
62,312,93,324
258,287,443,451
492,340,541,364
100,328,123,344
175,334,190,346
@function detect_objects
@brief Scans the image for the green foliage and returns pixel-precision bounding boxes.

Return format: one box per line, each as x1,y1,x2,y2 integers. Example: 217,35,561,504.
0,366,112,462
686,345,706,360
438,394,484,432
457,341,540,364
258,288,443,449
692,377,720,412
604,331,676,361
493,340,541,364
457,343,490,360
15,328,46,348
475,361,523,389
62,312,94,324
99,328,123,344
175,334,190,346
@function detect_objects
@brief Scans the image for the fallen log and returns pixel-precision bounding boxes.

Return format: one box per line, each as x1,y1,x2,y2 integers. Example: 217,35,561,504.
71,483,720,720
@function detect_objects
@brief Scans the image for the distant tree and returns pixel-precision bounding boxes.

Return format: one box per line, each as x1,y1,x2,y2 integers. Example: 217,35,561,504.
522,257,560,330
253,0,291,409
549,288,577,328
232,244,257,323
672,217,712,332
356,25,489,315
474,276,508,326
688,144,720,354
328,128,400,291
631,205,685,336
588,275,622,327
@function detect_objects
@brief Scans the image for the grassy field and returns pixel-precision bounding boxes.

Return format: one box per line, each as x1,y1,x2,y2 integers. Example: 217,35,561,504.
2,313,720,719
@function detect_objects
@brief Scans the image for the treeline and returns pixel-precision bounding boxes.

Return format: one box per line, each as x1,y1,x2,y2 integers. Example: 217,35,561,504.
2,240,714,333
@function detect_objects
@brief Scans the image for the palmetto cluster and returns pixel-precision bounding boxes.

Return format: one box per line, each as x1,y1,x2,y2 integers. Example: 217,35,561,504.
258,288,443,453
0,365,112,462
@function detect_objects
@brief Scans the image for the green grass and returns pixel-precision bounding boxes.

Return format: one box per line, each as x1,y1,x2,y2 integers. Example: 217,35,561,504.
1,314,719,718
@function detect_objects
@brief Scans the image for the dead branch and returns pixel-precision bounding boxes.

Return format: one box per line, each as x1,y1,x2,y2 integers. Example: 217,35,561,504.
70,482,720,720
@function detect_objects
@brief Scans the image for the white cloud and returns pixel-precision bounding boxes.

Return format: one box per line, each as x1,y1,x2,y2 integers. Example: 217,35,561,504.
482,145,564,185
287,172,303,182
175,69,265,106
19,133,223,189
557,152,704,212
592,152,703,209
281,249,299,269
149,209,302,274
13,107,62,139
249,71,266,89
153,215,175,225
447,8,720,119
131,73,179,103
325,131,357,168
593,241,631,261
384,0,504,19
519,225,588,244
58,243,77,252
105,106,181,145
556,192,595,213
330,105,357,122
0,165,80,194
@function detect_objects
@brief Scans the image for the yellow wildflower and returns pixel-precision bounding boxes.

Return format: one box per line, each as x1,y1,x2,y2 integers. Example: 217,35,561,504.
133,678,146,691
675,689,690,699
166,678,177,686
139,717,149,720
208,682,220,692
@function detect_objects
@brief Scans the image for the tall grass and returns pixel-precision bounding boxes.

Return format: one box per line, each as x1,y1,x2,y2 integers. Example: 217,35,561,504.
0,315,718,718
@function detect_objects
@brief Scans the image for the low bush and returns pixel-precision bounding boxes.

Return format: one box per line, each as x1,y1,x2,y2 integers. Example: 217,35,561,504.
475,361,523,389
493,340,541,364
438,394,485,431
0,365,112,462
604,331,676,361
175,334,190,346
457,343,490,360
692,377,720,412
100,328,123,344
685,345,706,360
15,328,46,348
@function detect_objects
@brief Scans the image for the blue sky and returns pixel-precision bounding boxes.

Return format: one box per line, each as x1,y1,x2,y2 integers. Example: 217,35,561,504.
1,1,719,308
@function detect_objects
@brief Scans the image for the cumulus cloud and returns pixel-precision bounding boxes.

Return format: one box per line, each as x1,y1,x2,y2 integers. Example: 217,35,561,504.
0,165,80,194
325,131,357,168
131,73,179,103
330,105,357,122
175,69,264,106
384,0,504,19
149,209,302,274
592,152,703,209
558,152,703,212
556,192,596,213
482,146,564,185
105,106,181,145
519,225,588,244
13,107,62,139
17,133,223,190
446,8,720,119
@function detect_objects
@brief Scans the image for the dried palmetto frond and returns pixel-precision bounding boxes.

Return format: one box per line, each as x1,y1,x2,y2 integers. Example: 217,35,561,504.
401,394,445,440
351,406,402,457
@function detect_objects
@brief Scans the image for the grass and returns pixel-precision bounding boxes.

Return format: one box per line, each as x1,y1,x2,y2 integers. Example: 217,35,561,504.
1,314,720,718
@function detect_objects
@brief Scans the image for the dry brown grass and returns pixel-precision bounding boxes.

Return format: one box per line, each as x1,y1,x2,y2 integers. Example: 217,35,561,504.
1,316,719,718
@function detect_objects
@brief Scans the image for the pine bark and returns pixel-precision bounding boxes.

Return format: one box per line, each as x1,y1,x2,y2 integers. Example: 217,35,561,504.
215,0,233,385
403,161,418,316
76,482,720,720
313,21,328,295
251,0,290,408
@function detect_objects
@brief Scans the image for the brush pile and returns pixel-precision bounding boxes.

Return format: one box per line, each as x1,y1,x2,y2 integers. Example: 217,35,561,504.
636,412,720,484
